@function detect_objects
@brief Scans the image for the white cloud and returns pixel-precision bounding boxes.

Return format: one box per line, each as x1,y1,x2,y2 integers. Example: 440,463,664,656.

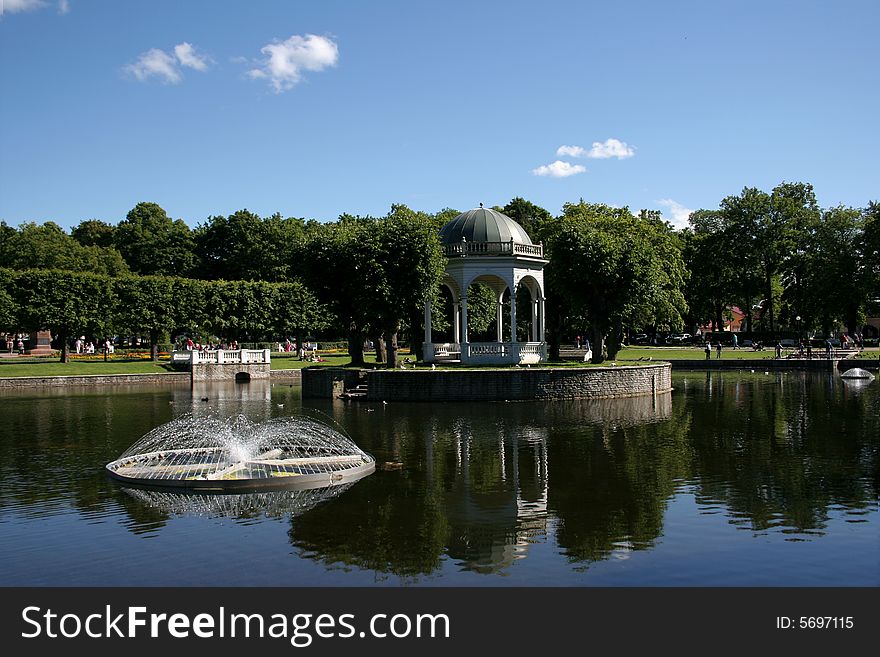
656,198,694,229
586,138,635,159
556,145,587,158
0,0,70,17
126,42,211,84
557,138,635,160
248,34,339,93
174,42,210,71
1,0,46,16
126,48,181,84
531,160,587,178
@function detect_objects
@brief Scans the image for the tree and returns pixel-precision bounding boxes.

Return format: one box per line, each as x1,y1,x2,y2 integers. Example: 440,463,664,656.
718,183,819,336
115,202,196,276
0,221,129,276
71,219,117,249
296,219,375,365
680,210,739,333
114,275,184,361
791,206,866,336
500,197,552,239
369,205,446,368
0,268,18,330
862,202,880,314
12,269,116,362
538,202,687,362
193,210,307,281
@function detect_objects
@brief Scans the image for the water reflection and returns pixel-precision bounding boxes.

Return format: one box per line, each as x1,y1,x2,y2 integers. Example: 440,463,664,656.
0,372,877,585
121,483,357,521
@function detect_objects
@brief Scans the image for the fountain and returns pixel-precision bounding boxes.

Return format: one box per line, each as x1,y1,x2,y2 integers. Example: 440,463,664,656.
840,367,875,381
105,412,375,491
120,484,359,519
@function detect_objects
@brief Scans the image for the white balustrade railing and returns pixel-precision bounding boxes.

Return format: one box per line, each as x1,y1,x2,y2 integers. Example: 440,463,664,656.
430,343,461,359
444,240,544,258
172,349,271,365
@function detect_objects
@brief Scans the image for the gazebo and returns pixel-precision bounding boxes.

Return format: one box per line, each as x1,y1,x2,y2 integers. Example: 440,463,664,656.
423,206,549,365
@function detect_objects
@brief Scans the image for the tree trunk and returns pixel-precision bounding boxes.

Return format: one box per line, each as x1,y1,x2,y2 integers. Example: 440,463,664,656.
546,304,563,361
59,330,69,363
591,325,605,364
606,319,623,359
384,329,399,368
409,311,424,361
766,262,774,338
347,324,365,366
373,333,386,364
150,330,159,362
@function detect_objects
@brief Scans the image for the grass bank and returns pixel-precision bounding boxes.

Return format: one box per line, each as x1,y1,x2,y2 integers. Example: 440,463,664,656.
0,361,177,377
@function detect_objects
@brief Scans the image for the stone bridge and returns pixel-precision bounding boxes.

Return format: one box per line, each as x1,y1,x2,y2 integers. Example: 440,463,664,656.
172,349,271,383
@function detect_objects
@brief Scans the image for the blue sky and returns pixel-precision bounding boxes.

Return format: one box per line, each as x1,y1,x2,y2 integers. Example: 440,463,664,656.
1,0,877,230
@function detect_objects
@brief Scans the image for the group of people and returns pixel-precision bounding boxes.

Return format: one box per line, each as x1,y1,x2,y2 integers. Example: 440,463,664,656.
4,333,26,355
73,337,99,354
73,337,114,355
181,337,239,352
278,339,319,361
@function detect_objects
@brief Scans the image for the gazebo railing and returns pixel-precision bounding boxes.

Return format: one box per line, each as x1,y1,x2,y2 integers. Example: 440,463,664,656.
444,240,543,258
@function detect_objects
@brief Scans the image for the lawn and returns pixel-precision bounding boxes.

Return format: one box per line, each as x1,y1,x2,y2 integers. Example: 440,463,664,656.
0,361,178,377
2,346,873,378
614,346,781,361
0,351,384,377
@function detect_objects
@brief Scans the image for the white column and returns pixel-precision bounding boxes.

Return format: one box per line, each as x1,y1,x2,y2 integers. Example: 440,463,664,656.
424,301,432,345
453,300,460,344
539,297,546,343
496,301,504,342
460,294,469,345
531,297,538,342
509,286,517,344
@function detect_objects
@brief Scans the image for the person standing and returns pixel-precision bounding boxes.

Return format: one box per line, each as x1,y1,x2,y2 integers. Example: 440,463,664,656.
715,341,722,359
705,343,711,360
732,333,738,350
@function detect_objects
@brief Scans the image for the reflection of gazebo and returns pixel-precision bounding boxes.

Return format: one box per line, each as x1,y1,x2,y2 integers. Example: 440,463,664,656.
423,206,548,365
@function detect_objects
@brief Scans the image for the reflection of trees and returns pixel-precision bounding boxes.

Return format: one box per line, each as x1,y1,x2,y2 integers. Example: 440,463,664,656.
548,399,691,564
686,372,878,533
292,395,674,577
0,389,176,528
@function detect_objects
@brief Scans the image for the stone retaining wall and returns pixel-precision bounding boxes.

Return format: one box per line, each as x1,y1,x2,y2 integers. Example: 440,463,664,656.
361,364,671,402
302,368,365,399
0,372,191,388
0,368,303,388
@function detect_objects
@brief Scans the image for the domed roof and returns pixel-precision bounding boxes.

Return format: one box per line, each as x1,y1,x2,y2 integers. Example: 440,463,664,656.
439,207,533,246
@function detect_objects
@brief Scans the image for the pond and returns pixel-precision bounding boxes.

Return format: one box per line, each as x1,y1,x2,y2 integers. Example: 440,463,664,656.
0,371,876,586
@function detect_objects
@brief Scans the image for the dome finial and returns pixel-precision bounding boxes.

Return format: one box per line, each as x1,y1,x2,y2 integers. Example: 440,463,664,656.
479,202,483,208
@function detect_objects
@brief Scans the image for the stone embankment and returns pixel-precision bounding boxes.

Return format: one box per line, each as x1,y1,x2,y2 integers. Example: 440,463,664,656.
303,364,671,402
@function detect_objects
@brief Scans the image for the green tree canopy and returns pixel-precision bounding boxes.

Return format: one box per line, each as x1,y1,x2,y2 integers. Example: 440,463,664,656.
0,221,129,276
193,210,307,281
115,202,196,276
71,219,117,249
538,202,687,362
10,269,116,362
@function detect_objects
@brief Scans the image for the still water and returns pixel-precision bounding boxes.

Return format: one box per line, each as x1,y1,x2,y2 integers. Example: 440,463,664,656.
0,371,876,586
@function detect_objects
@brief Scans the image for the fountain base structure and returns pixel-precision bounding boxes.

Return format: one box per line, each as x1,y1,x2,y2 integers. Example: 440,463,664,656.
106,413,375,491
